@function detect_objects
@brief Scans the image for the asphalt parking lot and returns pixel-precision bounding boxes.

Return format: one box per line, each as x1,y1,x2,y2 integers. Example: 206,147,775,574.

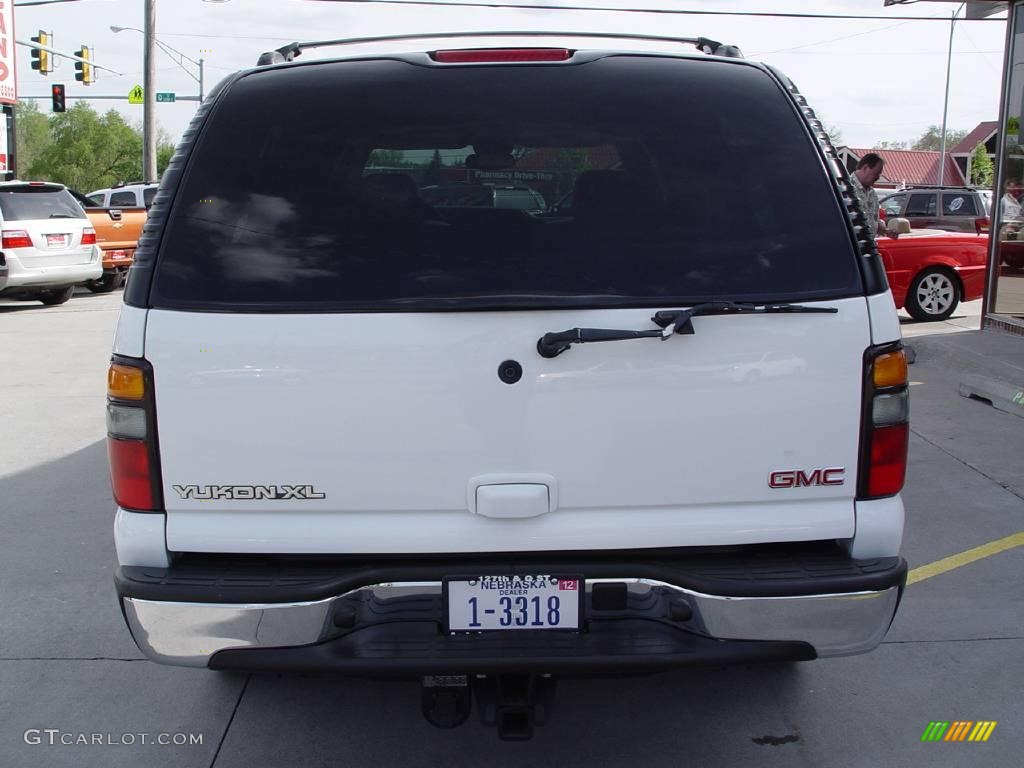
1,291,1021,768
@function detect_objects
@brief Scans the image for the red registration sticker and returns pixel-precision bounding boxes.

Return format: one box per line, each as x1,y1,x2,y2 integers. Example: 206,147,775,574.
558,579,579,591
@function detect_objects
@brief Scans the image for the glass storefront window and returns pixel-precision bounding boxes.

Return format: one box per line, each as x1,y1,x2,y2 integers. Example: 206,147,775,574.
994,3,1024,318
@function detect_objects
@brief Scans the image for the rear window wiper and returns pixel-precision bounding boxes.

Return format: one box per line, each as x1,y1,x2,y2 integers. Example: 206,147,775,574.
48,213,79,218
536,302,838,358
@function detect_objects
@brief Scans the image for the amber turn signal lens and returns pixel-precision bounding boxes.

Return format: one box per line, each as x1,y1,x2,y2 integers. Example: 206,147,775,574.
873,351,908,388
108,364,145,400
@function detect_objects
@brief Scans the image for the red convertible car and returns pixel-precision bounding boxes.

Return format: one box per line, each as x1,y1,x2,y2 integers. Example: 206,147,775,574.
875,225,988,321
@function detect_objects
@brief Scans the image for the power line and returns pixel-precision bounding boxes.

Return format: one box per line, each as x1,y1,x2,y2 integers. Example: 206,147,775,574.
147,32,297,42
304,0,1006,22
752,21,913,56
13,0,90,6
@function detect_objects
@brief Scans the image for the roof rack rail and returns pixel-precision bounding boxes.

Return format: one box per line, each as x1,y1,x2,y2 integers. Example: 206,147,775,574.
256,31,743,66
902,184,975,190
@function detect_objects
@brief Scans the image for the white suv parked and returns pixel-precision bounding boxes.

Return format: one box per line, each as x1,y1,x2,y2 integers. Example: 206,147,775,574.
109,33,909,738
0,181,101,305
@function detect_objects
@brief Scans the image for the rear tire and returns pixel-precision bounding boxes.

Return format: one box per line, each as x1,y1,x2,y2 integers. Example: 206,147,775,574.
1003,249,1024,270
86,272,123,293
905,268,959,322
36,286,75,306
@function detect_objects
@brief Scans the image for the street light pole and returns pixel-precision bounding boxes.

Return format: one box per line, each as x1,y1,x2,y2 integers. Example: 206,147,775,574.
199,58,204,103
937,3,964,188
143,0,157,183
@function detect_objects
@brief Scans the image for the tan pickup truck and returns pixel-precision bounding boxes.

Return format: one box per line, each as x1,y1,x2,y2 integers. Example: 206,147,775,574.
69,190,147,293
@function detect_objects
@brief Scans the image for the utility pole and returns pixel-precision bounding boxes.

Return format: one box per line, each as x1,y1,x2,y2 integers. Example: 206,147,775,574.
937,4,963,188
199,58,205,103
143,0,157,183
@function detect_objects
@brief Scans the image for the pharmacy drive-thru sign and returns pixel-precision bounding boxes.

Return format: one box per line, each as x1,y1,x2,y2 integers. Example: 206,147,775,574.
0,0,16,105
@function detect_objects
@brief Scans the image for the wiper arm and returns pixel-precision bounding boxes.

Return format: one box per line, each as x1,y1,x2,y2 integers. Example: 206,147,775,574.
537,326,670,359
48,213,78,218
651,301,839,333
536,302,838,359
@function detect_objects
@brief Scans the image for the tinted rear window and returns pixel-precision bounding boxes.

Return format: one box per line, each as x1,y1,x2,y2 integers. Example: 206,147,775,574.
0,188,86,221
152,56,860,310
110,191,136,207
942,192,977,216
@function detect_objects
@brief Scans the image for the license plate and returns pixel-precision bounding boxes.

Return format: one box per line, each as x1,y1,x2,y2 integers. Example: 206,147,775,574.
109,250,128,260
445,575,582,631
46,234,69,248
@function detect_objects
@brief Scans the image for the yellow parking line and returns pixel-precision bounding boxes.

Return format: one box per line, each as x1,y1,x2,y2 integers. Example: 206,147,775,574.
907,532,1024,586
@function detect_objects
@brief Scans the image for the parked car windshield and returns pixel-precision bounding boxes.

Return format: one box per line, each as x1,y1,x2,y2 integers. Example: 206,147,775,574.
0,187,87,221
151,56,861,310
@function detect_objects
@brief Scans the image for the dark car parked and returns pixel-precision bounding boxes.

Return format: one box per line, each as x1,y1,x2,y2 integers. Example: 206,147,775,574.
878,186,991,235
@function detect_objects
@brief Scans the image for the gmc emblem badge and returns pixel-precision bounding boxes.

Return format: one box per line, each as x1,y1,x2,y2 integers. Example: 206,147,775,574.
769,468,846,488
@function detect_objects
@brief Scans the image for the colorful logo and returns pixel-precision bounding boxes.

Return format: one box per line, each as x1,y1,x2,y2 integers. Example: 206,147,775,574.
921,721,997,742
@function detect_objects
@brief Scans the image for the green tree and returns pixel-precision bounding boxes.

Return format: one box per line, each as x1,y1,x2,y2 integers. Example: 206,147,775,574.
14,100,53,174
423,149,443,186
550,147,591,200
27,103,141,191
366,149,406,168
970,142,994,187
156,128,176,177
24,102,176,191
912,125,968,152
876,139,909,150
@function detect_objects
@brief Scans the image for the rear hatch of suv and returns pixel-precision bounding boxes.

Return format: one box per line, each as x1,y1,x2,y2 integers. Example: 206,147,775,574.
133,50,876,554
0,184,94,268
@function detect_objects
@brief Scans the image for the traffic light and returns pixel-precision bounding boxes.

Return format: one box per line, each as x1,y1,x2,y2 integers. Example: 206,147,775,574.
74,46,94,85
30,31,52,75
51,83,66,113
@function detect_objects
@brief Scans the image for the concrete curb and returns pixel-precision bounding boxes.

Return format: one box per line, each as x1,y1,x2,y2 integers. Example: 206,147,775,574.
959,373,1024,419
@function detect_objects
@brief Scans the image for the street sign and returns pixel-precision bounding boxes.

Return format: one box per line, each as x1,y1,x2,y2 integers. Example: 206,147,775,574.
128,85,143,104
156,92,176,103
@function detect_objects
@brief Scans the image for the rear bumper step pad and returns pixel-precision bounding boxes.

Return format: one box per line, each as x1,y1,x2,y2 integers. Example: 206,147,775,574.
117,546,906,670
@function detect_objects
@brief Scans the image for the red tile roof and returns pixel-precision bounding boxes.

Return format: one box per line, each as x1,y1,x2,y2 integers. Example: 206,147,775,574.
850,148,965,187
950,121,998,155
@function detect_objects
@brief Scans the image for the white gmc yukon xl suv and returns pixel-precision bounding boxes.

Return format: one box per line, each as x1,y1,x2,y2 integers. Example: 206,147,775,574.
109,33,908,738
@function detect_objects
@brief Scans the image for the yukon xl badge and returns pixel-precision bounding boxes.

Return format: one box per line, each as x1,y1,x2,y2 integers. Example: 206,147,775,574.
174,484,326,500
769,468,845,489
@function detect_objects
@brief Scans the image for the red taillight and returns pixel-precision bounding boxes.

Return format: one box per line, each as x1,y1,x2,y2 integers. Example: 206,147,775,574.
82,227,97,245
868,424,909,497
108,438,155,510
2,230,32,248
975,216,990,235
860,347,910,499
107,360,161,511
432,48,572,63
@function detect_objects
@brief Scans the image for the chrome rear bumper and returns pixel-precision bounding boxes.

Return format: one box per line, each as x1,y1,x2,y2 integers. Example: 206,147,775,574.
122,577,901,669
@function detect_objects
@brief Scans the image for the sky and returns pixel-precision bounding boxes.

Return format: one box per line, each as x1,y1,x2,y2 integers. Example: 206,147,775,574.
9,0,1011,150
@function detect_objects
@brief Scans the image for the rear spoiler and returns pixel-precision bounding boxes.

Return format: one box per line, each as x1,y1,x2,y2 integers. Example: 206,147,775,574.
257,31,743,65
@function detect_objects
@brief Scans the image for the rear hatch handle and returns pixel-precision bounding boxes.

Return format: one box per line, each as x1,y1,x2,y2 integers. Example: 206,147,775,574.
536,302,838,358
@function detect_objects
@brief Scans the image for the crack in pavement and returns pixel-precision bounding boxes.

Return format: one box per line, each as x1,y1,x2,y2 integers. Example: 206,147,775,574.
0,656,149,662
880,637,1024,645
210,673,251,768
910,427,1024,504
